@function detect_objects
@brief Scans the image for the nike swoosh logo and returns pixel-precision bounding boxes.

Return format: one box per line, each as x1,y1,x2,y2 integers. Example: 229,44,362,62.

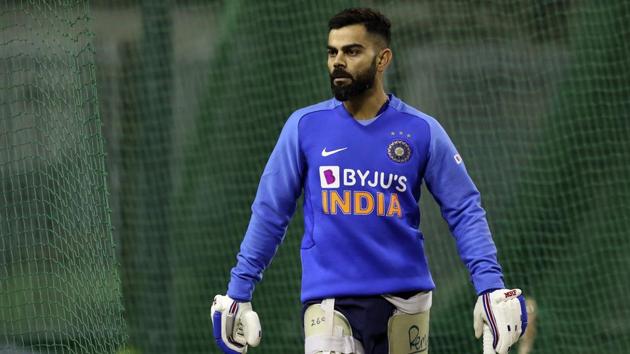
321,147,348,157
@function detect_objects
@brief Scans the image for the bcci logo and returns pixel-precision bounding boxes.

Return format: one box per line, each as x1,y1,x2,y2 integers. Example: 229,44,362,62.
387,140,411,163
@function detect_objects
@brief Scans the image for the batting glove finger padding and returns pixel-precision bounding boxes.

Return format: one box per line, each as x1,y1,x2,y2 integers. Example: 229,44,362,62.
211,295,261,354
473,289,528,354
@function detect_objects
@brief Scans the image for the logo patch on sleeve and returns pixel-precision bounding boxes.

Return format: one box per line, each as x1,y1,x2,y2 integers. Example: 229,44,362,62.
387,140,412,163
454,153,463,164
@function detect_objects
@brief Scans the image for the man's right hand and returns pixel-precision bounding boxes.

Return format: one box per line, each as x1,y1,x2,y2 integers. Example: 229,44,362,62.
211,295,262,353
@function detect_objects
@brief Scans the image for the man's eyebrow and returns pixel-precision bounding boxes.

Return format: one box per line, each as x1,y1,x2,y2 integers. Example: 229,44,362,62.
327,43,366,51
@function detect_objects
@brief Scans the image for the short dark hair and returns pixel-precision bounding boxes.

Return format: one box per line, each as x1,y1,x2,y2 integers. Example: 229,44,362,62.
328,8,391,46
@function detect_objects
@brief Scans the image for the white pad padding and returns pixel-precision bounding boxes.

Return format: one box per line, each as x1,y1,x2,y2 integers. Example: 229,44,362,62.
383,291,432,314
304,299,364,354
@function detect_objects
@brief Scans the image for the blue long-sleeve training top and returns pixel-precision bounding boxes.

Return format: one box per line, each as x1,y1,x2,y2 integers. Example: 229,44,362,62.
227,94,504,303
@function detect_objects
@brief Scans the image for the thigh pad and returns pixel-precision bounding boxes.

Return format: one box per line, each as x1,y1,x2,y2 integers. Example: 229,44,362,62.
387,310,429,354
304,299,364,354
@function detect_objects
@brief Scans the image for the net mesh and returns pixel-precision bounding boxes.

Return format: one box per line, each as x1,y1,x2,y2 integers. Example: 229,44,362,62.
0,1,125,353
2,0,630,353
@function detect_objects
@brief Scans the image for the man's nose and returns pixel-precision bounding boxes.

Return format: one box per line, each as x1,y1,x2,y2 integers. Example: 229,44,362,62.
332,53,346,68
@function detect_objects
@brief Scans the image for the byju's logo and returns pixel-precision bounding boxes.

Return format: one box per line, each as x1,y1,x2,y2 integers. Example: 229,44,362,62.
319,166,340,188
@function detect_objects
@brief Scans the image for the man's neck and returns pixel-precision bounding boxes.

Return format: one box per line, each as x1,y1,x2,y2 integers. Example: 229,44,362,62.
342,88,389,120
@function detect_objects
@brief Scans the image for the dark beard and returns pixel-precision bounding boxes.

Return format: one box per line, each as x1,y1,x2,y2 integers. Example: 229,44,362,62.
329,60,377,101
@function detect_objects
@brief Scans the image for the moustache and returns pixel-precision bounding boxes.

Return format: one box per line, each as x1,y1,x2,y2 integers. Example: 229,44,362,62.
330,69,353,80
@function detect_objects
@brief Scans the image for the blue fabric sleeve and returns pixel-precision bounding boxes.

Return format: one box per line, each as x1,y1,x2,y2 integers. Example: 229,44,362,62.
423,119,505,295
227,113,304,301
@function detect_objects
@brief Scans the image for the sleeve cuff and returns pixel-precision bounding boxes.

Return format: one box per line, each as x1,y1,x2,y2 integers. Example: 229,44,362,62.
473,276,505,296
227,276,254,302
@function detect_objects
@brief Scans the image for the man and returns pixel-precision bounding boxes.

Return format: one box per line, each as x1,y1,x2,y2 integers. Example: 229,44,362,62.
211,8,527,354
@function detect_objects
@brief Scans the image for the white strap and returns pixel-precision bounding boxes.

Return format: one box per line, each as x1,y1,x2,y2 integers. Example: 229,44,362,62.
321,299,335,335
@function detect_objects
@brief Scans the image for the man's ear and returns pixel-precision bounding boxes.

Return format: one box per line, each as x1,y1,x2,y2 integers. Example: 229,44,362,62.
377,48,393,72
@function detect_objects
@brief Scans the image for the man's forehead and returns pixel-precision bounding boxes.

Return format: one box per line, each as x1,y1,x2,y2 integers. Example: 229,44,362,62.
328,24,371,47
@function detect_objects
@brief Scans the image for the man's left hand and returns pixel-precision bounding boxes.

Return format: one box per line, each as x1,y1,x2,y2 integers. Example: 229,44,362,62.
473,288,528,354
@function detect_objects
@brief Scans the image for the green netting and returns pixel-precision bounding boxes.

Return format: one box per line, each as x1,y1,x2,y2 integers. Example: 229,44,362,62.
0,1,125,353
3,0,630,353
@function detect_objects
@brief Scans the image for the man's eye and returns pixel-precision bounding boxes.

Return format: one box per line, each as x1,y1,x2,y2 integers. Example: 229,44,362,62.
347,50,359,56
328,50,336,56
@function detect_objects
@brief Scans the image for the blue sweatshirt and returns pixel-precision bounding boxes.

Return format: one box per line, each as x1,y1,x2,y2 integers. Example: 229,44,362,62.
227,94,504,303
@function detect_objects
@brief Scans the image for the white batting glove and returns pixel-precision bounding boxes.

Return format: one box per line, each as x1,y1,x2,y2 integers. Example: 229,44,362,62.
211,295,262,354
473,289,528,354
